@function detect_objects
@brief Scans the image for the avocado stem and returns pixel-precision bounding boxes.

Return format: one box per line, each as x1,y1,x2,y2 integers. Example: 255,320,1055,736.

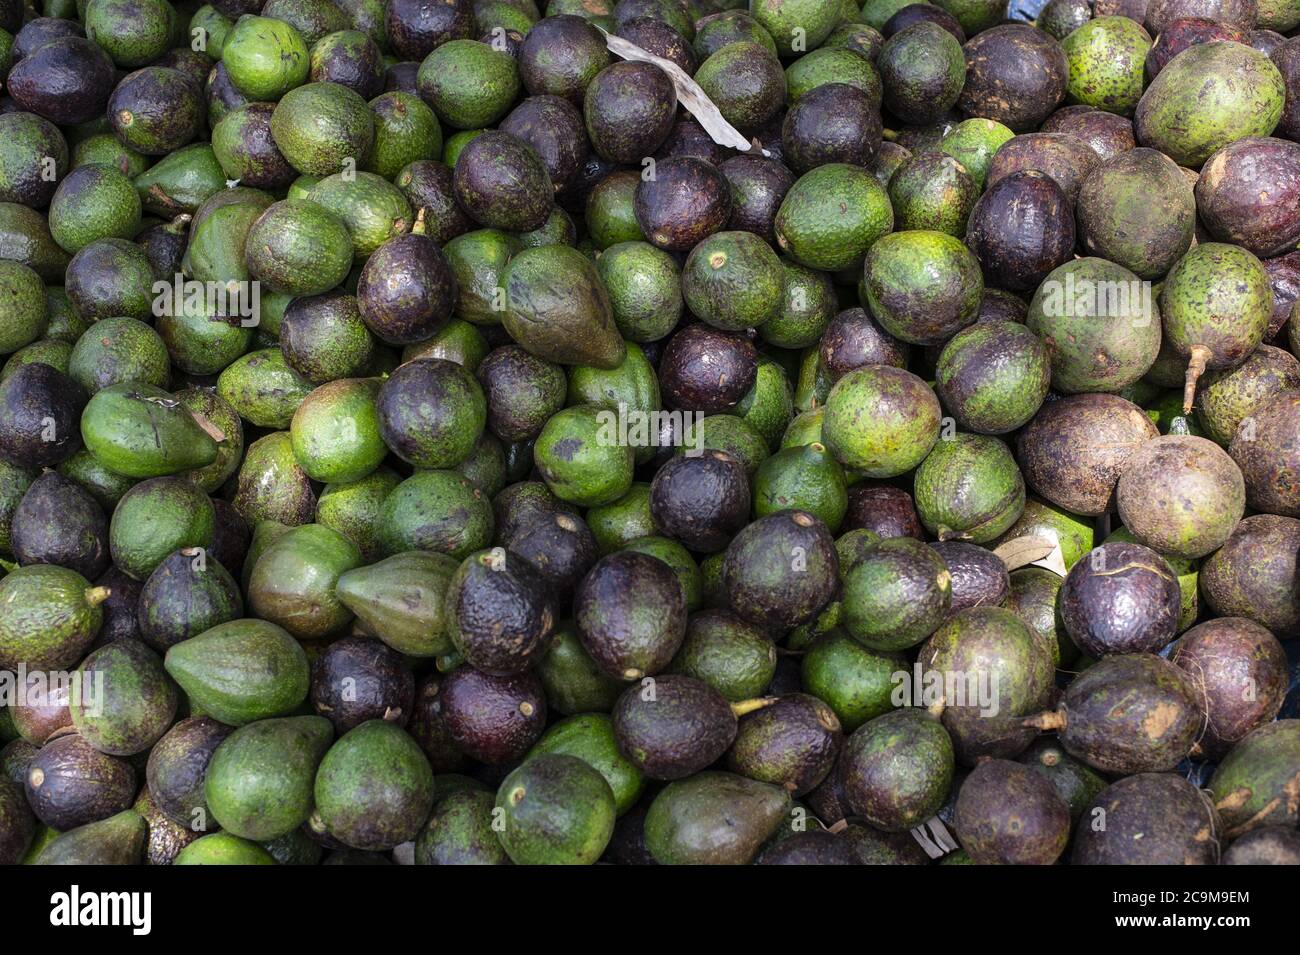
731,696,779,718
84,586,111,607
1182,344,1212,414
1022,710,1067,732
411,206,427,237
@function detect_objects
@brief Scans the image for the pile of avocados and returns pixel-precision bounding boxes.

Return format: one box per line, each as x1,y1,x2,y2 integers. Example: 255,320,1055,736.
0,0,1297,868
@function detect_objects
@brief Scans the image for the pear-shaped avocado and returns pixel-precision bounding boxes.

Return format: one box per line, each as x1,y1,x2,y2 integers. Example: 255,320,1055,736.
0,565,107,670
36,809,147,865
501,244,625,369
204,715,334,841
336,550,461,657
248,523,363,640
80,383,220,479
132,143,226,216
164,619,310,726
70,639,178,757
644,771,792,865
495,753,617,865
312,720,435,851
174,831,278,864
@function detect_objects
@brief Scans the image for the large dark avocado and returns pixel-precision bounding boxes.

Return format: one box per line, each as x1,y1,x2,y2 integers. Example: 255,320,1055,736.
433,665,547,764
26,732,136,830
575,550,687,681
1027,653,1202,775
723,511,839,630
0,364,86,468
611,674,744,780
357,232,457,345
583,60,677,164
447,547,556,675
7,37,116,125
310,637,414,734
10,471,109,580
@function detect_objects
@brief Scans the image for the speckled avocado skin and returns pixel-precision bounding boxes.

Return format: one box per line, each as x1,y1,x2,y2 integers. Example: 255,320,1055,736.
1135,41,1285,168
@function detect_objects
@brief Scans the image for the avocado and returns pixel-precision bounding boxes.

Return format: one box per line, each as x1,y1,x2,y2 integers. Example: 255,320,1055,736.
952,759,1070,865
7,37,116,126
174,831,278,864
801,630,902,731
367,91,443,180
418,38,520,129
1071,772,1220,865
145,715,232,830
1028,653,1202,775
840,708,953,832
726,693,842,796
575,550,687,681
377,469,494,559
312,719,435,850
109,67,204,158
289,378,384,484
694,42,786,133
518,14,610,102
913,433,1025,543
0,780,35,864
137,547,243,652
1135,40,1284,168
435,663,547,763
10,471,109,580
643,771,791,864
164,618,310,726
204,715,333,841
84,0,172,67
357,234,456,347
414,786,510,865
71,639,177,757
584,60,676,164
376,357,486,469
879,22,965,124
232,434,316,528
36,809,147,865
0,565,107,670
270,81,375,177
0,112,68,208
612,673,745,780
48,163,142,256
1208,720,1300,836
109,477,215,581
248,523,362,640
443,546,554,674
24,731,132,835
